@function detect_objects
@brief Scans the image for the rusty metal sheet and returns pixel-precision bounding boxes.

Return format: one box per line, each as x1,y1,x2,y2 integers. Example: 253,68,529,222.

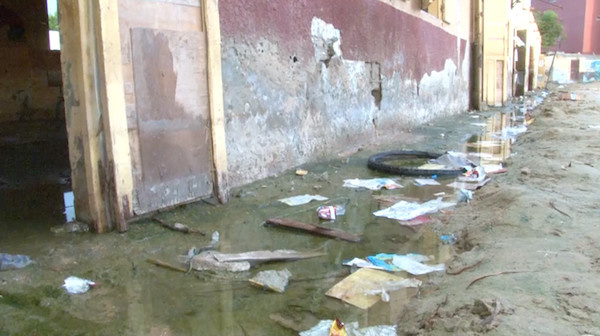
131,28,212,214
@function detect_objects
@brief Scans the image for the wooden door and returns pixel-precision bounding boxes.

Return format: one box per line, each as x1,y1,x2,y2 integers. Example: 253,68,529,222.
131,28,213,214
571,60,580,81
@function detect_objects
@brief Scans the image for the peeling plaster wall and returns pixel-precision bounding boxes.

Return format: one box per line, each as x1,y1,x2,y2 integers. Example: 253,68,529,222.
220,0,470,187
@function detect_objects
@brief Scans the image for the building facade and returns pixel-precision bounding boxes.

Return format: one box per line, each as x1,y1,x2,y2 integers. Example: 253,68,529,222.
0,0,543,232
473,0,541,107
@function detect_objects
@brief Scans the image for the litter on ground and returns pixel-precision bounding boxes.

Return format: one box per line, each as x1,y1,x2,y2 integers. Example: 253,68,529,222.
62,276,96,294
414,178,440,186
325,268,421,309
373,197,455,221
343,178,402,190
278,194,328,206
248,268,292,293
300,319,397,336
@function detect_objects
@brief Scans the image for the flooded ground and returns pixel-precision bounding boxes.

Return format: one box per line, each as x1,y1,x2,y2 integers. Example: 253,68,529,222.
0,89,564,335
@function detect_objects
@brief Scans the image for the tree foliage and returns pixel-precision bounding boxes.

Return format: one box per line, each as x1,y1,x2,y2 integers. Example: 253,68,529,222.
48,13,59,31
534,10,565,48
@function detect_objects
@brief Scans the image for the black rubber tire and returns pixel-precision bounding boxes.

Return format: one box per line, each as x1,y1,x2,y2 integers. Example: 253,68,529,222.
367,150,465,176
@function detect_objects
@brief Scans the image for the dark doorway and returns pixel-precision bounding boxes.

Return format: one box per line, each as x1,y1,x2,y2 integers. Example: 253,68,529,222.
0,0,70,232
570,59,580,81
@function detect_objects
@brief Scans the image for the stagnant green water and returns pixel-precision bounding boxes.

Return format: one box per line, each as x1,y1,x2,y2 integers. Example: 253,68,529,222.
0,109,523,335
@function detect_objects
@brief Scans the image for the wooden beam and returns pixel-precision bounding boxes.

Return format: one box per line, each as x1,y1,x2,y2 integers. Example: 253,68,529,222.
59,0,133,232
265,218,362,243
59,0,108,232
204,0,230,203
94,0,134,232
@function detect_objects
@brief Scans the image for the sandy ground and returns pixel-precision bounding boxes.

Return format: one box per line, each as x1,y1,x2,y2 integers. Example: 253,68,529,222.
397,83,600,335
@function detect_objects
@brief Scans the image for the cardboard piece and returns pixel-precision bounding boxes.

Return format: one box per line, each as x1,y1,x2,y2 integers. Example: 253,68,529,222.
325,268,419,309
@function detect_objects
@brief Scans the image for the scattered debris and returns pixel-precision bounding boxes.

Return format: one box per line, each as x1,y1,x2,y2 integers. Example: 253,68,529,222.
374,197,455,221
62,276,96,294
361,253,444,274
209,249,325,264
414,178,440,186
373,195,420,207
467,270,529,289
457,189,473,203
265,218,360,242
501,125,528,139
482,164,506,175
296,169,308,176
328,318,348,336
440,234,458,245
147,258,188,273
343,178,402,190
184,251,251,272
316,205,345,220
343,258,386,271
152,217,206,235
558,92,582,101
0,253,33,271
399,215,432,226
446,259,484,275
279,194,328,206
447,178,491,191
520,167,531,175
430,151,475,170
389,254,445,275
549,201,572,219
325,268,420,309
249,268,292,293
458,166,486,183
300,320,397,336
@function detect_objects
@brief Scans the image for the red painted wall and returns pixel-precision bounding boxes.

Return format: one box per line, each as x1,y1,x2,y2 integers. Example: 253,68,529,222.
532,0,600,54
219,0,466,79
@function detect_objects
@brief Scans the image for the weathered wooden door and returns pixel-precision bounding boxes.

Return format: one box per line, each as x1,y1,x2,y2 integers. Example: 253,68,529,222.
130,28,213,214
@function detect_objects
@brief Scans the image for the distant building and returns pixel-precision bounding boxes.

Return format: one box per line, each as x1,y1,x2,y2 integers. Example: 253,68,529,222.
532,0,600,54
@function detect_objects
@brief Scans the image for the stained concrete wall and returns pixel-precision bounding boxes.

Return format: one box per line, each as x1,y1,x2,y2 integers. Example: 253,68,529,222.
0,1,62,122
219,0,470,187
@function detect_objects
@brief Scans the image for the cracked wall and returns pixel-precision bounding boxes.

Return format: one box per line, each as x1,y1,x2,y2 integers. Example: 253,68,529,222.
220,0,470,187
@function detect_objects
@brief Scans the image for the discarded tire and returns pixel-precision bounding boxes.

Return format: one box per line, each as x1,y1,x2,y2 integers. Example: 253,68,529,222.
367,150,465,176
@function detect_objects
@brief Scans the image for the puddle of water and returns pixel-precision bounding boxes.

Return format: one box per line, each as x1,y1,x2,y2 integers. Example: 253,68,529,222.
0,109,534,335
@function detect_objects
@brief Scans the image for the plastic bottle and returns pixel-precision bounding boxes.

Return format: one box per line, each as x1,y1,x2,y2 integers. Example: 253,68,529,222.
0,253,33,271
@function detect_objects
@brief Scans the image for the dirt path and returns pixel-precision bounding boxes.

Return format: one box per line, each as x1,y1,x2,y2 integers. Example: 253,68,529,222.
397,83,600,335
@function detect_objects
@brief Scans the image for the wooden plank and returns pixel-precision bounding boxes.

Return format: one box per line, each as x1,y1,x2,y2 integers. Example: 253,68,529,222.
265,218,361,243
95,0,134,232
211,249,326,263
59,0,109,232
204,0,230,203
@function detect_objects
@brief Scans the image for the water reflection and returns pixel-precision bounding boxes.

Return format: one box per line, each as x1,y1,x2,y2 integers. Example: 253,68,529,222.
464,112,514,169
